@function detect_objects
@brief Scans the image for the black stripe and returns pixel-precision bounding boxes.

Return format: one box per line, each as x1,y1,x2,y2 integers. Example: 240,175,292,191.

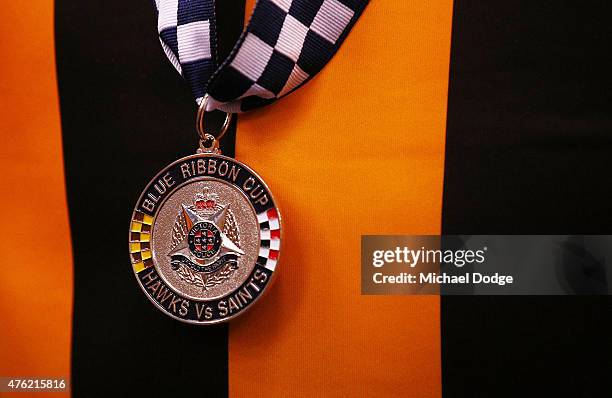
442,1,611,397
56,0,244,396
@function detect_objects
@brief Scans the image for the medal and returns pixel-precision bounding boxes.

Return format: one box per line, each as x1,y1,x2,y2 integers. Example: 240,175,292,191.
131,0,368,323
130,98,281,324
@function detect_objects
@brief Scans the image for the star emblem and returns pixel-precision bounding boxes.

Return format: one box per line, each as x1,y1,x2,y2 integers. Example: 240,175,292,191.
168,203,244,263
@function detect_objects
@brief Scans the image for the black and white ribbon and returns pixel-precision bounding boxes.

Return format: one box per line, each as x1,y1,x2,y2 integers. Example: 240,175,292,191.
154,0,368,112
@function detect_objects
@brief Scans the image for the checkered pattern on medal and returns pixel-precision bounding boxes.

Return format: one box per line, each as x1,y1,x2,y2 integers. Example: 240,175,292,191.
156,0,217,100
208,0,358,111
256,208,281,271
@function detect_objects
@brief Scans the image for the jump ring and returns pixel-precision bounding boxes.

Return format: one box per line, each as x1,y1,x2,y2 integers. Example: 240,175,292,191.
196,94,233,143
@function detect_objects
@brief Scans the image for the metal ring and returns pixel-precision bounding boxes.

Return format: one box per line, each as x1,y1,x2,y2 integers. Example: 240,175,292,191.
196,94,233,143
199,133,219,152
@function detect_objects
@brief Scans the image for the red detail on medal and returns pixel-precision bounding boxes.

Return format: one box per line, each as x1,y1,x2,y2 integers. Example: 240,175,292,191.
268,250,279,260
267,208,278,220
270,229,281,240
195,199,216,209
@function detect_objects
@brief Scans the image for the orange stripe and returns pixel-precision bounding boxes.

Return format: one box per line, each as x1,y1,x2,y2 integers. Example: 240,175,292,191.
231,0,452,396
0,0,73,391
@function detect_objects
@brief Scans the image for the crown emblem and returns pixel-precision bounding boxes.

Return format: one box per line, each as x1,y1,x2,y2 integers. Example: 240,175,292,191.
194,188,219,211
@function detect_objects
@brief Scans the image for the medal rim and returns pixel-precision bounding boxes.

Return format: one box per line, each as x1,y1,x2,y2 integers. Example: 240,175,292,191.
128,152,282,325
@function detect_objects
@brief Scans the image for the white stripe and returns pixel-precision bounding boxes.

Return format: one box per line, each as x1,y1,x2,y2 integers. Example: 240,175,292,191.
257,212,269,223
158,0,178,32
239,83,276,100
260,229,271,240
159,38,182,74
204,94,235,113
217,101,242,113
279,65,308,97
310,0,354,44
275,15,308,62
265,259,277,271
259,247,270,258
270,239,280,250
269,219,280,230
177,21,211,63
230,33,274,81
270,0,292,12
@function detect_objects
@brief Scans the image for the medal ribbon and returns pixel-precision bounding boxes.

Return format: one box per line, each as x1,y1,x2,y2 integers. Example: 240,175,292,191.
154,0,369,113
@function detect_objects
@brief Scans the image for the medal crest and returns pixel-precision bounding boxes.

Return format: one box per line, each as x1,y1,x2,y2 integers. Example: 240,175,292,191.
129,153,281,324
169,188,243,291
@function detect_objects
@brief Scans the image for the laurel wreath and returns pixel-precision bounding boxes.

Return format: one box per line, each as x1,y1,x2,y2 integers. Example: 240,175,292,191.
175,261,239,291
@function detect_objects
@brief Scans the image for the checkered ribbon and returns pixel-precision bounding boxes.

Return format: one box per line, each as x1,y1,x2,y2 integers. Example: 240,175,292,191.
155,0,368,112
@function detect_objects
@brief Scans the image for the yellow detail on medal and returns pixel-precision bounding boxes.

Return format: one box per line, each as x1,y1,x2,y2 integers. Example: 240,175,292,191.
142,214,154,225
141,250,152,260
130,242,141,253
130,221,142,232
133,261,146,273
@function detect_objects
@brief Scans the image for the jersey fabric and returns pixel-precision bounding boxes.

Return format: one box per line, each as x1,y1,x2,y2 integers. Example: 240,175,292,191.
0,0,610,397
